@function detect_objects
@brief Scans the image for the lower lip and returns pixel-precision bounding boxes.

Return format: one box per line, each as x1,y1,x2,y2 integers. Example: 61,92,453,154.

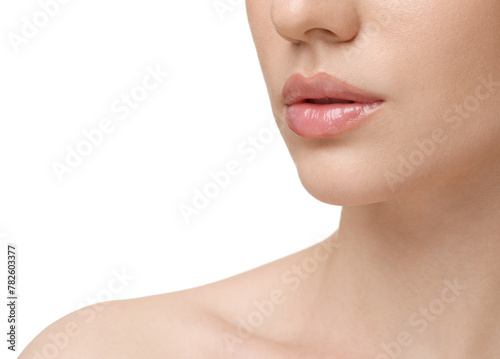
285,101,383,138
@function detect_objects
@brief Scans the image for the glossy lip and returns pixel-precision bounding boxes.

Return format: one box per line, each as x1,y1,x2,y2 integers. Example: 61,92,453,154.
282,72,384,138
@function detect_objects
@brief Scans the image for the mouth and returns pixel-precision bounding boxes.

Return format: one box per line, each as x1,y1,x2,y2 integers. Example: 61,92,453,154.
282,72,384,138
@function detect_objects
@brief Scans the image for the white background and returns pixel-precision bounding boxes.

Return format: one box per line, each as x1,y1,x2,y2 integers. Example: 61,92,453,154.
0,0,340,356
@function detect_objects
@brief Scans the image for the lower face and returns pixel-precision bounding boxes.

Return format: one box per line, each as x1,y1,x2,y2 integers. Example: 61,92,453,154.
246,0,500,206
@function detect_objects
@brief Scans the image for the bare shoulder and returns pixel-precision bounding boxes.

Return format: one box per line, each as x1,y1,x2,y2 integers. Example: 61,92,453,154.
18,291,229,359
18,237,338,358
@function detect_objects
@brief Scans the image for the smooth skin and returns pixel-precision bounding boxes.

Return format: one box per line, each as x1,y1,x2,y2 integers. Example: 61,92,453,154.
20,1,500,358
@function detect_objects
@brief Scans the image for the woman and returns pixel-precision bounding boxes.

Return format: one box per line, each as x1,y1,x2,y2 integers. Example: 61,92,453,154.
20,0,500,358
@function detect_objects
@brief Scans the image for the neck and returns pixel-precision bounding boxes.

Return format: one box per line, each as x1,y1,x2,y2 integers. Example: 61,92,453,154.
323,156,500,358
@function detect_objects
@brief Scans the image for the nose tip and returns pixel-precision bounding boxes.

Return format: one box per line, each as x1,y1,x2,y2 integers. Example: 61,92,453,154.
271,0,361,45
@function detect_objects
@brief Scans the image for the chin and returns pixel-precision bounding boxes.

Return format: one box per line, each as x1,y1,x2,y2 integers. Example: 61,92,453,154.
294,155,396,207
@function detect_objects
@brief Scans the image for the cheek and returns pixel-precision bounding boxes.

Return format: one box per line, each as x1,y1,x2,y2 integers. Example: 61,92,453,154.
387,0,500,99
246,0,275,58
245,0,284,103
379,1,500,175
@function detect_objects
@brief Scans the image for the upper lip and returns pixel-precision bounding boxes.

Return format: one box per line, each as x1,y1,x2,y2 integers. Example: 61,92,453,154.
282,72,383,106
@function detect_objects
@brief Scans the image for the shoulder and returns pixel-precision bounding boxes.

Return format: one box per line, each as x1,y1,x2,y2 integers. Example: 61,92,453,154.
18,291,228,359
18,238,337,358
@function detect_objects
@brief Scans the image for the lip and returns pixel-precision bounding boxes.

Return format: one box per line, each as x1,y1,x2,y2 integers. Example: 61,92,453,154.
282,72,384,138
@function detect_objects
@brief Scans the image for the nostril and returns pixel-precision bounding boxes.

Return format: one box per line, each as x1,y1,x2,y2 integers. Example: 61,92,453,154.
304,28,341,44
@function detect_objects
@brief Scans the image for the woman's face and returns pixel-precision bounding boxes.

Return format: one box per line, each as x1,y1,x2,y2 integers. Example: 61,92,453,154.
246,0,500,206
